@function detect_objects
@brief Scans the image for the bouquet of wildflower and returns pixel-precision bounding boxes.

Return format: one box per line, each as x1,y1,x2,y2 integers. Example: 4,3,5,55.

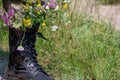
1,0,55,30
0,0,71,51
1,0,70,30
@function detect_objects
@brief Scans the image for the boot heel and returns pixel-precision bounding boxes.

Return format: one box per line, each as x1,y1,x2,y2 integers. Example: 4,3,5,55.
5,68,21,80
5,69,33,80
5,75,20,80
5,73,32,80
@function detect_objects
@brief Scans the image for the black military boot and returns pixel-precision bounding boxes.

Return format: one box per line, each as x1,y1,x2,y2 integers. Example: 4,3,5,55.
5,24,54,80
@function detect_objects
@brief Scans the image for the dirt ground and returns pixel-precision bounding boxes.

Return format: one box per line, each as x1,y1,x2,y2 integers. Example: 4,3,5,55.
71,0,120,30
99,5,120,30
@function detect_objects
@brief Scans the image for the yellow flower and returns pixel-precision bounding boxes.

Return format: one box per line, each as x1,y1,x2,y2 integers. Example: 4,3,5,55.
37,11,41,15
22,18,32,27
25,5,29,11
41,22,46,27
63,3,68,9
37,3,41,7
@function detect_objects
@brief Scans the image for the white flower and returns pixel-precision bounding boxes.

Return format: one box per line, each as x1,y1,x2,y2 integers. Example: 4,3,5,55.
46,5,50,10
29,6,32,9
64,0,71,3
4,24,6,26
51,25,59,31
54,5,59,11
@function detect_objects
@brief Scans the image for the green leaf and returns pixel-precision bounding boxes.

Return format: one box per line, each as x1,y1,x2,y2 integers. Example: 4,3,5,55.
13,22,22,29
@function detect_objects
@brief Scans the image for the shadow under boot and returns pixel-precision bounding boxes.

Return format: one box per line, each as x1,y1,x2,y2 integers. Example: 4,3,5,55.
5,24,54,80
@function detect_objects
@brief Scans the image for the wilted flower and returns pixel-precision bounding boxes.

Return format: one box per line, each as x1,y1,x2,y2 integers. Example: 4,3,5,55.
17,46,25,51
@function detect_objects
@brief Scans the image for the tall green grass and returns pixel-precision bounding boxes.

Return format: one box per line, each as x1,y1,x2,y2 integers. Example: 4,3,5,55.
35,15,120,80
0,0,120,80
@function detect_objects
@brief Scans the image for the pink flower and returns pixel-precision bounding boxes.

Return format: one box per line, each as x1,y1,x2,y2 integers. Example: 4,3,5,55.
17,46,25,51
49,0,57,9
49,2,56,8
1,8,14,27
8,8,15,16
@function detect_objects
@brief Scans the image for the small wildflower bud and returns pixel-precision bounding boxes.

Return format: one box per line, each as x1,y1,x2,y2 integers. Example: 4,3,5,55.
17,46,25,51
41,22,46,27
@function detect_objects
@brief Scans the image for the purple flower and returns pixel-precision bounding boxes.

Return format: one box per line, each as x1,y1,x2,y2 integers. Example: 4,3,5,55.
2,13,10,25
49,0,57,9
2,14,13,27
17,46,25,51
1,8,14,27
43,3,47,8
8,8,15,16
49,2,56,8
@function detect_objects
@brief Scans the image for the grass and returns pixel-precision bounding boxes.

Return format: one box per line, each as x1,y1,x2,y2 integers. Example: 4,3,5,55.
0,0,120,80
96,0,120,4
35,15,120,80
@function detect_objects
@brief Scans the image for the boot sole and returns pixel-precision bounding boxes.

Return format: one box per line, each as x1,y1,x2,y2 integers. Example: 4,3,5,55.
4,68,33,80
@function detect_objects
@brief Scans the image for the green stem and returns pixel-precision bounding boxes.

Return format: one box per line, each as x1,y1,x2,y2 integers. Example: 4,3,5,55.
20,31,25,46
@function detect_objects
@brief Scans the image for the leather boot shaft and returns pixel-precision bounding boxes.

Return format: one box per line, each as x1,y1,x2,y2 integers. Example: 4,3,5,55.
6,25,54,80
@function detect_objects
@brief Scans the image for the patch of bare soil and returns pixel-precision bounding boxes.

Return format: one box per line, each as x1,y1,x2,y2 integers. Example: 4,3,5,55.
71,0,120,30
99,4,120,30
